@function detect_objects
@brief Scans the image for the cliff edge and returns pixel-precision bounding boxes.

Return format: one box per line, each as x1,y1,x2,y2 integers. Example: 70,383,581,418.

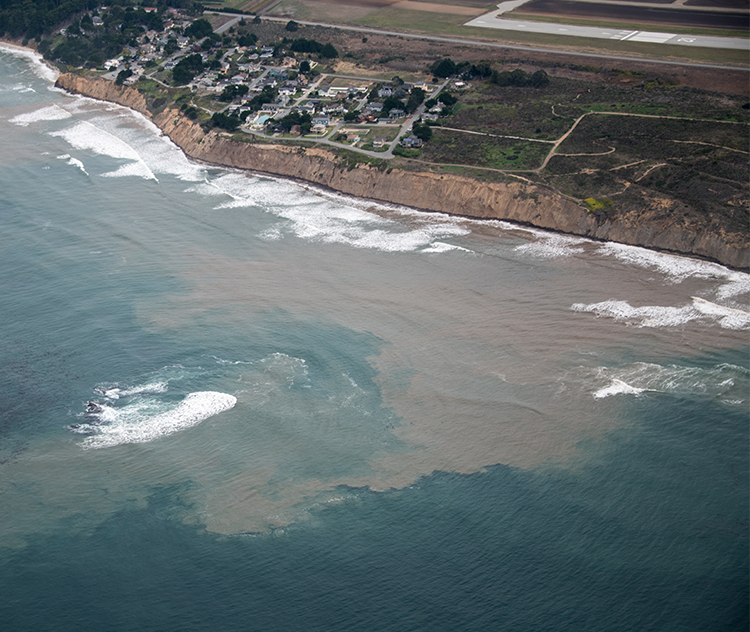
56,73,748,269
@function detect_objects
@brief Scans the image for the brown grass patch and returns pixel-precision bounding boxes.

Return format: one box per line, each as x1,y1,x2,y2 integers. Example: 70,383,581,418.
392,1,485,15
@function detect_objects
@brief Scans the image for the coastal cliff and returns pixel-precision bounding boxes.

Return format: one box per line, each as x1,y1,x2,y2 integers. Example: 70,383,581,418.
56,73,748,269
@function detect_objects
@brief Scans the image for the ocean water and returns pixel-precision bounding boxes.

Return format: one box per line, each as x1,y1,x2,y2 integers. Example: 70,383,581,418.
0,46,747,631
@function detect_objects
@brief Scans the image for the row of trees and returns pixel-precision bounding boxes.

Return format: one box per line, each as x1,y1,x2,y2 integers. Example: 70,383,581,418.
287,38,338,59
430,58,550,88
0,0,202,42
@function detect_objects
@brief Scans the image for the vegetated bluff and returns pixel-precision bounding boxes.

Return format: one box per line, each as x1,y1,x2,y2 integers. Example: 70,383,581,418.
56,73,749,269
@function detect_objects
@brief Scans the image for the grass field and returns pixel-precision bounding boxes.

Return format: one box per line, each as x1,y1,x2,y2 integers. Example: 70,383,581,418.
421,128,550,169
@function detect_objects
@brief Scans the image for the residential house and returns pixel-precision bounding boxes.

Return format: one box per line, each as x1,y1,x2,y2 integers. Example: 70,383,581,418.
401,136,423,148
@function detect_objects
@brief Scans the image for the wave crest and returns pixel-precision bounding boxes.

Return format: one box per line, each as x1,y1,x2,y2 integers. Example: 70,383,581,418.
80,391,237,449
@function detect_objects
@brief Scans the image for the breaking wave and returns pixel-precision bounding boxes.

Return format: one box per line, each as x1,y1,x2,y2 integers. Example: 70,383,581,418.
571,297,750,329
50,120,158,181
75,391,237,449
10,104,71,126
515,232,587,258
590,361,747,402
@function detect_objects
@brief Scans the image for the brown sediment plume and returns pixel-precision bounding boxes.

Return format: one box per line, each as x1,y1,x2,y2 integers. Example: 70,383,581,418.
55,73,749,270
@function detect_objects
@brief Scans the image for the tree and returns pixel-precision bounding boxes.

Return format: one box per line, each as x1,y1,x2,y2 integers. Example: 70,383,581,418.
431,58,456,78
412,123,432,142
437,92,456,107
238,33,257,47
115,68,133,85
529,69,550,88
285,20,299,31
164,38,179,56
219,84,249,102
299,60,310,73
172,53,204,85
172,64,194,85
406,87,425,113
211,112,241,131
320,43,338,59
510,68,528,86
382,95,403,113
184,18,213,40
289,38,321,53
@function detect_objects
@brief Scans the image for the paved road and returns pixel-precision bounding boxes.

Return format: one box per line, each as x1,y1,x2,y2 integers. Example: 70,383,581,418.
464,14,750,50
216,16,242,34
205,11,750,70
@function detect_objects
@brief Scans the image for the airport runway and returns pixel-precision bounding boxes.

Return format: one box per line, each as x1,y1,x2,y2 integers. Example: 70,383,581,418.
464,11,750,50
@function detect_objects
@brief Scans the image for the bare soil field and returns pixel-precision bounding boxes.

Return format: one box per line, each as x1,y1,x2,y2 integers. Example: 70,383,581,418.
513,0,750,30
391,1,486,15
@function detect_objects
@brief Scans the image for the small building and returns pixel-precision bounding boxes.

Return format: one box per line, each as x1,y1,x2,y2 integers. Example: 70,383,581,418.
401,136,423,148
372,138,387,148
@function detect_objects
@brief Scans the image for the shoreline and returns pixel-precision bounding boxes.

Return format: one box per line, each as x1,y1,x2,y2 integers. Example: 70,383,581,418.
0,41,746,269
59,71,750,269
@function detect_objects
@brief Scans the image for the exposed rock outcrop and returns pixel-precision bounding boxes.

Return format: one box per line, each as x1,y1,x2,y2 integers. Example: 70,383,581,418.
55,73,748,269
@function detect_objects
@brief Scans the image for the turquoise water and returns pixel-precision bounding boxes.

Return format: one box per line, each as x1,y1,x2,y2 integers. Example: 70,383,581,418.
0,47,747,630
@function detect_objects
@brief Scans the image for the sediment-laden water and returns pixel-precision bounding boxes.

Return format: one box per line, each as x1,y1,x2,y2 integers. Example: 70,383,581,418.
0,46,747,631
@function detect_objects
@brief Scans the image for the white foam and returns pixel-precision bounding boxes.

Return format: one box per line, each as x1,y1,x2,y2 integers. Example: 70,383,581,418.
273,200,469,252
571,299,699,327
50,120,158,181
96,381,169,400
84,110,205,182
120,381,169,397
0,44,59,82
422,241,467,254
57,153,88,175
515,233,587,258
186,171,471,253
572,297,750,329
81,391,237,449
591,361,747,401
692,297,750,330
597,242,729,283
101,161,158,181
716,273,750,300
260,353,308,387
594,379,645,398
10,104,71,126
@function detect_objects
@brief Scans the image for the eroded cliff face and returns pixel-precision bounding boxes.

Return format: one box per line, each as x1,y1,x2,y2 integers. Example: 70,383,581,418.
56,73,749,269
57,72,149,115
